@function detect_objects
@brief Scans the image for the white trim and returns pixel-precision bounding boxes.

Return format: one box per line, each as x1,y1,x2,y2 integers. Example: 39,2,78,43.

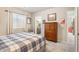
75,7,78,52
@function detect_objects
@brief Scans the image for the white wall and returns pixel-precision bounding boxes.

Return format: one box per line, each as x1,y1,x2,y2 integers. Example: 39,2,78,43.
32,7,74,42
33,8,74,21
0,8,8,35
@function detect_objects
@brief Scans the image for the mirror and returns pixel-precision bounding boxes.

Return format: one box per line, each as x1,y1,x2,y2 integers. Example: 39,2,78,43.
67,11,75,35
67,9,76,51
35,16,43,35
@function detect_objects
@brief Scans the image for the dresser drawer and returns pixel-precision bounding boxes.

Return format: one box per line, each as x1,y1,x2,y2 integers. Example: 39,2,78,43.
45,32,57,41
45,22,58,42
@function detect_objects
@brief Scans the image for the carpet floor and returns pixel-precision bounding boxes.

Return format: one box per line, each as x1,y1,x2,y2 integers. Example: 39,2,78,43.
46,40,75,52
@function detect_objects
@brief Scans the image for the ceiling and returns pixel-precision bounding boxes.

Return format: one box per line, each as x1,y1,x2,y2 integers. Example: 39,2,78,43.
17,7,51,13
16,7,74,13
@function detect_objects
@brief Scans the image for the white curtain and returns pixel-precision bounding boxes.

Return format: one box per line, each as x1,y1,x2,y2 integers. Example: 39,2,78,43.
8,12,27,34
13,13,27,33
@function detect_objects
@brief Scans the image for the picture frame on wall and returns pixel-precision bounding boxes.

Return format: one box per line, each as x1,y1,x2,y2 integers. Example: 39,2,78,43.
27,17,32,24
48,13,56,21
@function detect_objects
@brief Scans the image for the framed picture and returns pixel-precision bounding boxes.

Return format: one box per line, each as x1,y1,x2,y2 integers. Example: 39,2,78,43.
48,13,56,21
27,17,32,24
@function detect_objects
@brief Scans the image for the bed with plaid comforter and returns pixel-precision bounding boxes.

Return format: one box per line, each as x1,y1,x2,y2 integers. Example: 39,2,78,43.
0,32,45,52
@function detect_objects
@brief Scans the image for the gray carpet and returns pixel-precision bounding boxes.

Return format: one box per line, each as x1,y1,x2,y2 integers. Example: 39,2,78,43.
46,40,75,52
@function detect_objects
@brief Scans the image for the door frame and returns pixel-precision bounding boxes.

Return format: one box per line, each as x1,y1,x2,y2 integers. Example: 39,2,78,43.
66,7,78,52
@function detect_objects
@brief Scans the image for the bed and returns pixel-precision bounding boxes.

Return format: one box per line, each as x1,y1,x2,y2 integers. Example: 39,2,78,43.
0,32,45,52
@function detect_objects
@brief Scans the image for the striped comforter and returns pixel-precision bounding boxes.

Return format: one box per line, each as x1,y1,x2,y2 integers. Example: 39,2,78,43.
0,32,45,52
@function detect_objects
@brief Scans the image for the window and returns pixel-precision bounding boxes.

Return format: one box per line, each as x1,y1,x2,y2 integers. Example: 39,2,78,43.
13,13,26,29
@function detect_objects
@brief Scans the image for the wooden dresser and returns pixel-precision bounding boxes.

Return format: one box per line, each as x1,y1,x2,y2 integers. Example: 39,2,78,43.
44,22,58,42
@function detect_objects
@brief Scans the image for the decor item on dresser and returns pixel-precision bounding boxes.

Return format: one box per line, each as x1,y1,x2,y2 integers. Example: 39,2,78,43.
44,22,58,42
48,13,56,21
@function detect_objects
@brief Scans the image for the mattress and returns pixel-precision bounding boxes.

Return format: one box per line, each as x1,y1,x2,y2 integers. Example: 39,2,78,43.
0,32,45,52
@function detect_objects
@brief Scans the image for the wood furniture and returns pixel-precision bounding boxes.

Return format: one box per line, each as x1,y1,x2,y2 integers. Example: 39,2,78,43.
44,22,58,42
